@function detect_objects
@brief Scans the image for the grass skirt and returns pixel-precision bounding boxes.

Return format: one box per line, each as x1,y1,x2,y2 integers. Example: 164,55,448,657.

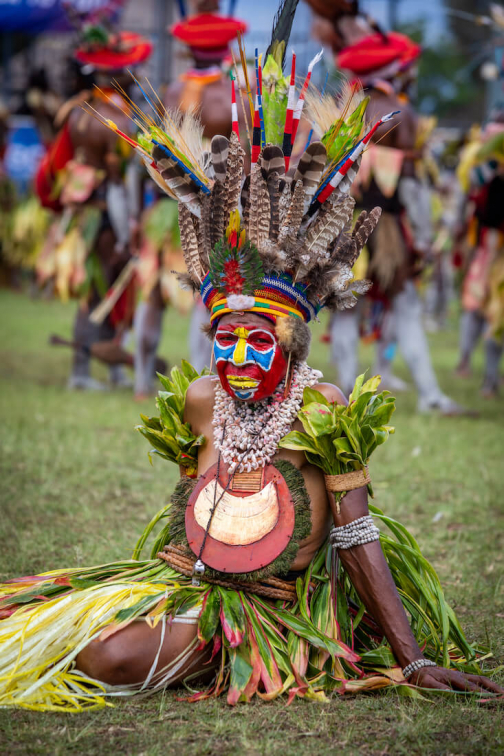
0,505,486,711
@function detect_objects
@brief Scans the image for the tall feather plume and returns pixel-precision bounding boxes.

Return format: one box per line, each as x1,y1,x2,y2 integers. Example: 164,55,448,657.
293,141,326,208
248,163,271,249
278,180,292,226
324,278,372,311
211,135,230,183
210,180,227,248
201,150,215,181
265,0,300,70
178,203,203,284
352,206,382,250
152,145,202,217
142,157,177,200
241,174,251,227
331,206,382,270
267,173,281,242
200,194,212,271
279,179,305,244
305,195,355,258
305,82,366,142
223,132,245,220
173,105,206,170
262,144,285,179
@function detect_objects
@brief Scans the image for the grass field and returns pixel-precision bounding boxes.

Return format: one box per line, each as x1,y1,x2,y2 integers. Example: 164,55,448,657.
1,289,504,756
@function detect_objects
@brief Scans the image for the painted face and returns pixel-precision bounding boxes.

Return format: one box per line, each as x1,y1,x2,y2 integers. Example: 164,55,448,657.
214,319,288,401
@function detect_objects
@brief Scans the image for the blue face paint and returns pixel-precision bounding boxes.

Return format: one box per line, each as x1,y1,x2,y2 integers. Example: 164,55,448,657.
214,327,276,370
214,325,284,401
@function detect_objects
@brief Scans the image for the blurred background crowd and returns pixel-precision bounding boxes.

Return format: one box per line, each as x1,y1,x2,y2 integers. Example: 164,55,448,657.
1,0,504,410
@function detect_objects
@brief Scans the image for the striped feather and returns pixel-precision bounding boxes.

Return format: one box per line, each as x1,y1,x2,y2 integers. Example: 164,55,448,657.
178,203,204,284
153,146,202,218
278,180,292,226
293,142,326,203
279,179,305,244
248,163,270,249
142,157,177,200
224,132,245,220
211,135,230,183
305,195,355,258
210,180,227,248
200,194,212,271
241,174,251,227
352,206,382,249
262,144,285,179
267,173,281,242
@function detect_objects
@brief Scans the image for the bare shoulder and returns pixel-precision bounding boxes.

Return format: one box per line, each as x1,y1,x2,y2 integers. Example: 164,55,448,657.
185,376,216,422
313,382,348,406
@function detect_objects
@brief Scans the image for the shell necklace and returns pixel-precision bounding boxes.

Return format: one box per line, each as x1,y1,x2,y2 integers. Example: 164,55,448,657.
212,361,322,474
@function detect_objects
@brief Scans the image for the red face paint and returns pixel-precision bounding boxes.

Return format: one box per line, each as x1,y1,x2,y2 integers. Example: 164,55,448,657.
214,319,287,401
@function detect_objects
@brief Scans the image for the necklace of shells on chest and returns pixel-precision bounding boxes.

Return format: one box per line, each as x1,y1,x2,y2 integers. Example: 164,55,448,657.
212,361,322,474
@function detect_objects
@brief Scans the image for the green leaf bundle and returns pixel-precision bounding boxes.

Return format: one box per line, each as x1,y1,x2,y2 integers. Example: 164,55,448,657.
136,360,208,477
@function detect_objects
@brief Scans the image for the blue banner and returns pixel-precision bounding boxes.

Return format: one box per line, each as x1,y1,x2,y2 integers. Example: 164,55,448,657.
0,0,120,33
3,116,45,194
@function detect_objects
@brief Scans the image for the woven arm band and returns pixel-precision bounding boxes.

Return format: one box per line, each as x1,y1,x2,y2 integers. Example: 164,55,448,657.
402,658,437,679
324,467,370,492
330,515,380,550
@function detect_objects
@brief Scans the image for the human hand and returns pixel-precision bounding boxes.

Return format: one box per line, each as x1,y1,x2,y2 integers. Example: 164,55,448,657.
411,665,504,695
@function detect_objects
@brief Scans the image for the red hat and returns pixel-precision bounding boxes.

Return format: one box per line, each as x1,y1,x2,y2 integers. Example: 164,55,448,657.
171,13,247,51
337,32,420,78
75,30,152,70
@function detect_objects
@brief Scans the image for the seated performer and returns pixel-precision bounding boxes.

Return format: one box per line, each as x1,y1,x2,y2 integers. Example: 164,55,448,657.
0,9,501,709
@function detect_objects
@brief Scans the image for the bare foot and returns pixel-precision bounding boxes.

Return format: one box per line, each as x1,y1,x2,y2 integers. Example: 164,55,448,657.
454,364,472,379
481,387,498,400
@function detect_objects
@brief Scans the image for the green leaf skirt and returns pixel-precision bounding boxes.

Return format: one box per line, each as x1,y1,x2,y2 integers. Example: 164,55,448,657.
0,506,486,711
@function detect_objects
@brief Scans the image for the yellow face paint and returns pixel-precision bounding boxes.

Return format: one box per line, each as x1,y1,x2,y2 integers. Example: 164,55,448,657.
231,327,250,365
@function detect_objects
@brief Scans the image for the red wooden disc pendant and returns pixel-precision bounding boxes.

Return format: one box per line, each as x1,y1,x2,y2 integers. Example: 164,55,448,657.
185,463,295,574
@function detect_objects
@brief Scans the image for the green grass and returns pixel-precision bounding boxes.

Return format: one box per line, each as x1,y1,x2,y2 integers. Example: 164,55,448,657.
1,289,504,755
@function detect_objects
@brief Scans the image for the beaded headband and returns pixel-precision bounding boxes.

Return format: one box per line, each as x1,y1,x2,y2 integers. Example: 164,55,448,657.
201,271,321,325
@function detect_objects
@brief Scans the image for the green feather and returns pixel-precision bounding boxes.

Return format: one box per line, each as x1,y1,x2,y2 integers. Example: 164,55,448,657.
262,54,289,146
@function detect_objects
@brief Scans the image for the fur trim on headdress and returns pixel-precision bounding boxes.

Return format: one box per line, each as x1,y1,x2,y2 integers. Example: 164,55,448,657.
275,316,311,361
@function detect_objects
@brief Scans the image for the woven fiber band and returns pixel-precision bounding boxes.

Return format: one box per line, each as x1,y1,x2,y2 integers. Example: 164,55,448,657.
324,467,371,492
158,544,297,602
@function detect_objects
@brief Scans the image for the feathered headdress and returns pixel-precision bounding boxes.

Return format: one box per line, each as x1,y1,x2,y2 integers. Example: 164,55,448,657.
92,0,397,358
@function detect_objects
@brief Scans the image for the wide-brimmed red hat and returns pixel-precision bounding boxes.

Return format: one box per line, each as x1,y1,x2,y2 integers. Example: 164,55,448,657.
75,30,152,70
171,13,247,50
337,31,421,77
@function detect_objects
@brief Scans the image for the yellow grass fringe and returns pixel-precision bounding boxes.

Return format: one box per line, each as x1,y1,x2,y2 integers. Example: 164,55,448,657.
0,581,167,712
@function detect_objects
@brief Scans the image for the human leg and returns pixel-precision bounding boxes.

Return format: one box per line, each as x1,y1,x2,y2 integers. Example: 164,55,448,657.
456,309,485,377
189,301,213,373
68,305,108,390
134,297,164,398
329,309,360,397
482,336,503,397
393,281,467,413
76,614,214,689
373,310,409,392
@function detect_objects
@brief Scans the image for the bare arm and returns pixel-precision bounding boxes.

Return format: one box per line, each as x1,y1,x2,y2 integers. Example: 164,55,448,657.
333,488,502,693
317,382,502,693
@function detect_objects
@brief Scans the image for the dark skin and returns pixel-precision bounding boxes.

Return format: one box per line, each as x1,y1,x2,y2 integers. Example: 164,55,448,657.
66,82,135,284
77,312,502,694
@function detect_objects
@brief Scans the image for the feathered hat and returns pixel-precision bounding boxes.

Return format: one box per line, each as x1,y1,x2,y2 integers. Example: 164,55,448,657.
337,31,421,82
68,0,153,71
171,0,248,55
93,0,397,359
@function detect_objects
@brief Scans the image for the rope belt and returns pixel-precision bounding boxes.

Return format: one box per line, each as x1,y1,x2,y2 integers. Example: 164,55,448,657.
324,467,371,492
158,544,298,602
